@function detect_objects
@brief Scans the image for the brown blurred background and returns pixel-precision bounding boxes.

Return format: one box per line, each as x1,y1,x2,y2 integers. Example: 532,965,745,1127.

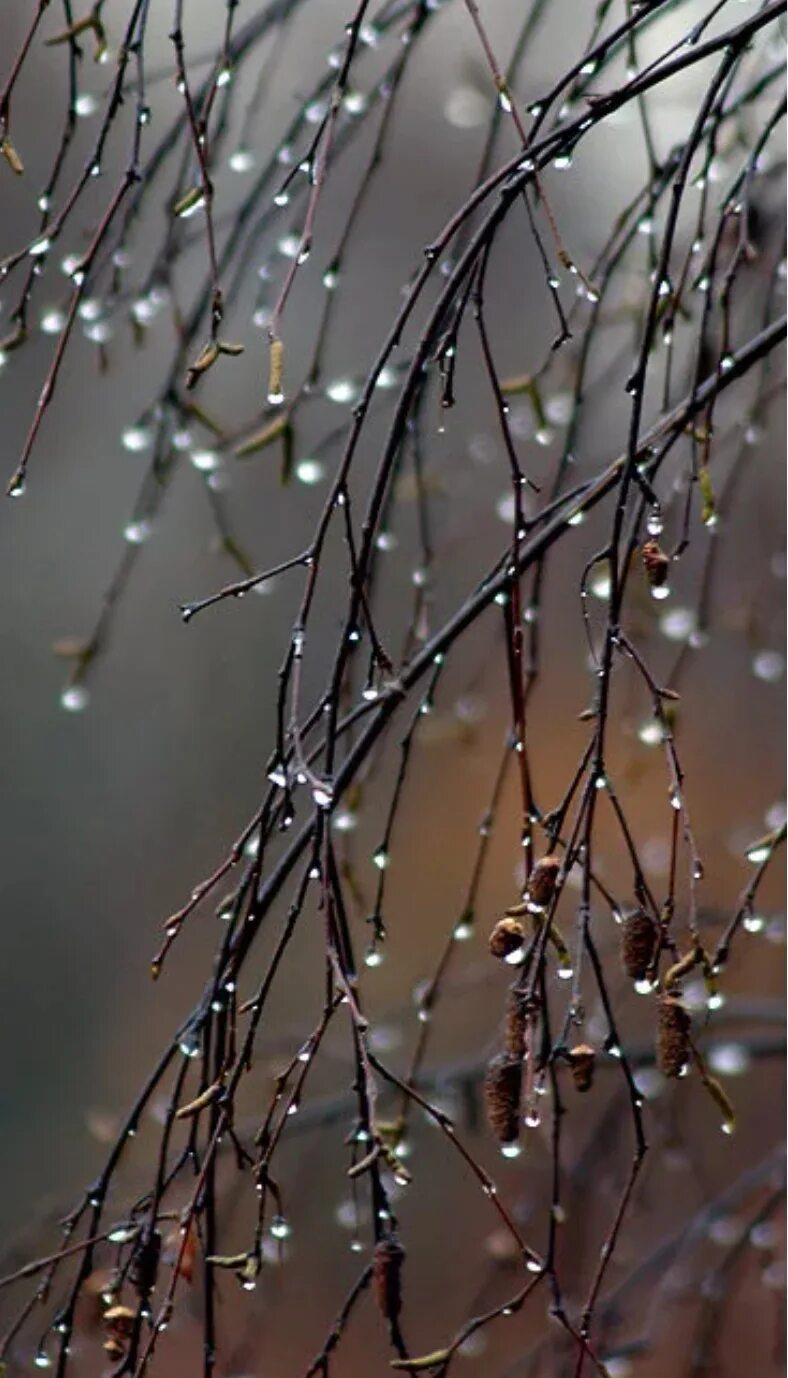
0,2,784,1375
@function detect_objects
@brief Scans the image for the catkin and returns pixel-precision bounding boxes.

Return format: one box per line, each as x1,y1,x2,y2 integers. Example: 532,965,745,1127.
489,916,525,960
641,539,670,587
657,995,691,1077
621,910,657,981
484,1053,522,1145
372,1233,405,1322
567,1043,596,1092
526,854,561,908
504,988,528,1059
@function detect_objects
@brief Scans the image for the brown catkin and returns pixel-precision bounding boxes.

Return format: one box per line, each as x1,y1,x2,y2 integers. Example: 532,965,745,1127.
621,910,657,981
567,1043,596,1092
504,988,528,1058
526,854,561,908
657,995,691,1077
372,1233,404,1321
641,539,670,587
489,916,525,960
484,1053,522,1144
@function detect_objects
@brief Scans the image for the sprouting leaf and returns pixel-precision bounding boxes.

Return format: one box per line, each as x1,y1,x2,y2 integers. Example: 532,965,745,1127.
390,1350,451,1370
173,186,205,218
0,139,24,175
45,12,107,60
234,415,288,458
698,465,716,526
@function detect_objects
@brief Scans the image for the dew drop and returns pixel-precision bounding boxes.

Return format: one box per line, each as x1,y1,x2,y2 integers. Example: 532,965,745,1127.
122,425,151,453
61,685,89,713
295,458,325,485
326,378,357,404
123,519,152,545
229,148,254,173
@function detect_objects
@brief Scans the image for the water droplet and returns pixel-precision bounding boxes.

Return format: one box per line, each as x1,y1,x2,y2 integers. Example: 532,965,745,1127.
503,944,526,967
295,458,325,485
752,650,784,683
61,685,89,713
326,378,357,404
108,1225,137,1243
745,842,771,864
75,92,97,117
344,90,367,115
660,607,696,642
270,1215,291,1239
453,919,473,941
312,783,333,809
743,913,765,933
123,518,152,545
332,809,357,833
637,720,664,746
364,946,384,968
122,425,151,453
229,148,254,173
191,449,220,473
707,1042,749,1076
501,1142,521,1158
646,506,663,536
372,848,389,871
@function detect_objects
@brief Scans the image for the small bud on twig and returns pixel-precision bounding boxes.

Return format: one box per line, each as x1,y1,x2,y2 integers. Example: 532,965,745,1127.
0,138,24,175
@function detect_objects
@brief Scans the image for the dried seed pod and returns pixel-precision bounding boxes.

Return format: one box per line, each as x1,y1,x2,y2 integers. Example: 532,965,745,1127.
489,917,525,961
504,987,528,1058
567,1043,596,1092
657,995,691,1077
621,910,657,981
372,1233,405,1322
484,1053,522,1145
526,855,561,909
641,539,670,588
104,1305,136,1340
